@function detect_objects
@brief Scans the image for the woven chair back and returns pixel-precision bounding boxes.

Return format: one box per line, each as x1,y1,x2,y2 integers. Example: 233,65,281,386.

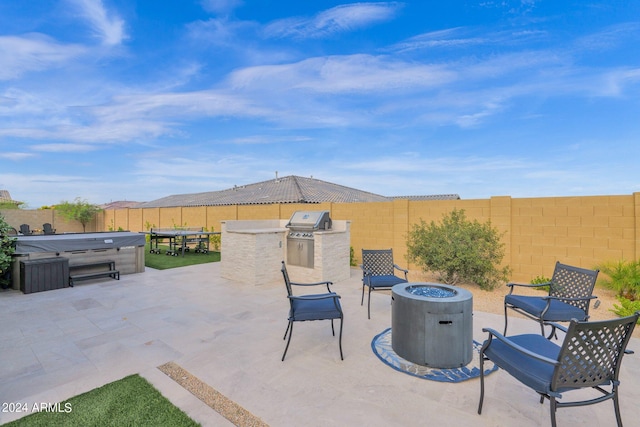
549,262,599,312
362,249,396,276
552,314,637,391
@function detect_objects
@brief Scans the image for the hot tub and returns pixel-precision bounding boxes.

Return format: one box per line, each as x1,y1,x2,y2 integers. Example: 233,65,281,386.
391,283,473,368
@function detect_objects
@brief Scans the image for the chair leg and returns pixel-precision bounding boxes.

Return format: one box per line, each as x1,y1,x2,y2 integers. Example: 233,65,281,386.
283,321,291,340
330,319,335,336
361,283,365,305
613,385,623,427
549,396,558,427
282,321,293,361
478,353,485,414
539,319,547,337
545,323,558,340
503,303,509,335
337,317,344,360
367,287,373,319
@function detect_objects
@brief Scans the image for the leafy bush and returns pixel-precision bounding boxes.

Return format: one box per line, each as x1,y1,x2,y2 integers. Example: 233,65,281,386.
350,246,357,267
55,198,103,232
204,226,221,251
610,296,640,324
406,209,510,290
596,259,640,301
0,214,16,288
531,275,552,291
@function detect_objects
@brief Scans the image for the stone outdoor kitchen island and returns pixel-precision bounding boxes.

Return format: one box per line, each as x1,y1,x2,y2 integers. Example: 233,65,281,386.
220,212,350,286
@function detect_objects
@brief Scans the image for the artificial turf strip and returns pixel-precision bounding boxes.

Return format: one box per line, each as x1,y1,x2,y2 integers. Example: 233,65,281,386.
4,374,200,427
144,246,221,270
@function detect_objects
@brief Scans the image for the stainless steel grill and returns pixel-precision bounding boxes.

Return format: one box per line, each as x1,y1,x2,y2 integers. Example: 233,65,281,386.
286,211,332,268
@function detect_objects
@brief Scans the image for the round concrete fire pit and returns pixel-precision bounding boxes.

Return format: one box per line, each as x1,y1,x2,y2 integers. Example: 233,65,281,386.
391,283,473,368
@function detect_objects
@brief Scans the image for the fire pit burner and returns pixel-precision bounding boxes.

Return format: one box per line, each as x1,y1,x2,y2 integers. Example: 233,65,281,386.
406,284,456,298
392,282,473,368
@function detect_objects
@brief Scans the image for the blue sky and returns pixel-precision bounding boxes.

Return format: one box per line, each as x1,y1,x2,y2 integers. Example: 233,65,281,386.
1,1,639,208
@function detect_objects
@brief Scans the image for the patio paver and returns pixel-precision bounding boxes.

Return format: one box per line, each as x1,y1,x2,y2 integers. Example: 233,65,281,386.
1,262,638,426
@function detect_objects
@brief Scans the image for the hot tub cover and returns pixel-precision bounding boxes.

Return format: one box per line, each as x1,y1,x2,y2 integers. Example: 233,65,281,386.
14,232,146,254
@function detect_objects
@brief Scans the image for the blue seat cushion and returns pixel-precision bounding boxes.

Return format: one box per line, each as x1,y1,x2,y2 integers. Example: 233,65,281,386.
505,295,587,321
365,275,407,289
290,293,342,321
483,334,560,394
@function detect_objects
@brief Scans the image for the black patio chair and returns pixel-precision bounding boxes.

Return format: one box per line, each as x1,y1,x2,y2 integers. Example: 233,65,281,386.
361,249,408,319
478,313,638,427
19,224,32,235
281,261,344,361
43,223,56,234
504,261,598,338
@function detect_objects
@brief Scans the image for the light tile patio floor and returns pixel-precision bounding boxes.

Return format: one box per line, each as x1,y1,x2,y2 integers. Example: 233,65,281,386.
1,262,638,426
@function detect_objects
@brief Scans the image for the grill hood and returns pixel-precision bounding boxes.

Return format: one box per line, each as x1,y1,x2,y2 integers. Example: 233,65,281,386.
286,210,332,231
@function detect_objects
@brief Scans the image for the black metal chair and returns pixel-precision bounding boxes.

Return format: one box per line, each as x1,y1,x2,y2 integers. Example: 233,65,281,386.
504,261,599,337
478,313,638,427
281,261,343,361
43,223,56,234
19,224,32,235
361,249,408,319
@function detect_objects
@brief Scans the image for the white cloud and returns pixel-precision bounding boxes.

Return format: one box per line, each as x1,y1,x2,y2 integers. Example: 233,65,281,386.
391,28,486,53
67,0,127,46
228,54,456,93
264,2,402,39
0,34,85,80
598,67,640,97
30,143,100,153
187,18,258,48
0,152,35,161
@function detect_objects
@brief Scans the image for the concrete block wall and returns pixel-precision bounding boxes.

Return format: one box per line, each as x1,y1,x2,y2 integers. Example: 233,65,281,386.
510,195,637,280
2,209,95,234
99,192,640,284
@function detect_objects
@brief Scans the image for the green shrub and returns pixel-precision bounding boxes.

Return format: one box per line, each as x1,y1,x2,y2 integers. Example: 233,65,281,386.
55,198,103,232
204,226,221,251
610,296,640,323
406,209,510,290
596,259,640,301
0,214,16,288
531,275,551,291
350,246,357,267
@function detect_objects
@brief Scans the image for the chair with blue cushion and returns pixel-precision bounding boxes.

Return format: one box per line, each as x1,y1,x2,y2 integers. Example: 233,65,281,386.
361,249,408,319
504,261,598,338
478,313,638,427
281,261,343,361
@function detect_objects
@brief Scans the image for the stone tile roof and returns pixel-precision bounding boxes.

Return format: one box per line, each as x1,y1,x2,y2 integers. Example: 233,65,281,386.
137,175,395,208
392,194,461,201
0,190,22,206
136,175,461,208
101,201,142,210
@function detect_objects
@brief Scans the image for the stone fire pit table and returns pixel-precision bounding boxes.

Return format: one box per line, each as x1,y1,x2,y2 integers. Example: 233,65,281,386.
391,283,473,368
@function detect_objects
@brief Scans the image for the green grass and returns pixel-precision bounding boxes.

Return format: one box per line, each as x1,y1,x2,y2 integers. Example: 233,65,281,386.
145,245,220,270
5,374,200,427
